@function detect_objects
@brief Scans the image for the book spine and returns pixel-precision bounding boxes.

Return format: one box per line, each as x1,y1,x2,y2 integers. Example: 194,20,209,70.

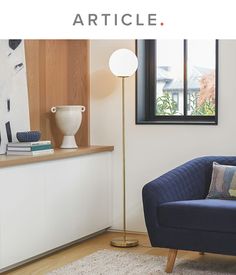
7,144,52,152
6,149,54,156
7,147,31,152
31,145,52,151
30,141,51,146
8,141,51,147
32,149,54,155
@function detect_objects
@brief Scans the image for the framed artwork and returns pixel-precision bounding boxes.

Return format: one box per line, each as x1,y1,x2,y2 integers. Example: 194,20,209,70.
0,40,30,154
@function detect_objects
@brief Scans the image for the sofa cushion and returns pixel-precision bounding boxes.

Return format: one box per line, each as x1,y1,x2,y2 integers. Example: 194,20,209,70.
158,199,236,233
207,162,236,199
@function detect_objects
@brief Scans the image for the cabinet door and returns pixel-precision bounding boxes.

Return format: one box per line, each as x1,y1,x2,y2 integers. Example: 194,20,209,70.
75,152,112,236
0,152,112,269
0,164,45,269
44,152,112,250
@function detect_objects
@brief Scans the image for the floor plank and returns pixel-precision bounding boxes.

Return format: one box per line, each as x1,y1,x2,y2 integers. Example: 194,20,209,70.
3,231,236,275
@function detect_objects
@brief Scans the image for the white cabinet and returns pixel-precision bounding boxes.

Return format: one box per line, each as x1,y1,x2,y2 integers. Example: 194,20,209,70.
0,152,112,270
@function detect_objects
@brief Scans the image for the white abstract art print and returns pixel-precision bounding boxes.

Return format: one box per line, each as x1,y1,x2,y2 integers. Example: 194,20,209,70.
0,40,30,154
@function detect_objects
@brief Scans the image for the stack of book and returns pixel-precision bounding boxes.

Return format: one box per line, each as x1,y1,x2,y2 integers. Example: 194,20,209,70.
6,140,54,156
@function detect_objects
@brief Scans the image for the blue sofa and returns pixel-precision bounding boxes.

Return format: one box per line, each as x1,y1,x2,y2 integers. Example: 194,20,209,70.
142,156,236,273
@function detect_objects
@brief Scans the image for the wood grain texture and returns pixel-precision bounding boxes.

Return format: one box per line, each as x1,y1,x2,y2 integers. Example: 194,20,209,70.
166,249,178,273
24,40,89,147
0,146,114,168
68,40,90,146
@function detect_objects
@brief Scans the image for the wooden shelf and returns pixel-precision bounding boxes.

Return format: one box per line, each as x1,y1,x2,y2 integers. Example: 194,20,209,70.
0,146,114,168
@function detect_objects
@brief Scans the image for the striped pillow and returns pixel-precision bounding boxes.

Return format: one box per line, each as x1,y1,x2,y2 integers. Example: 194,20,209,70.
207,162,236,199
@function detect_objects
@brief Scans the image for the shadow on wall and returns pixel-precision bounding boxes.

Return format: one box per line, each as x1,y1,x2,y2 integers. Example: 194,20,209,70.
91,69,118,99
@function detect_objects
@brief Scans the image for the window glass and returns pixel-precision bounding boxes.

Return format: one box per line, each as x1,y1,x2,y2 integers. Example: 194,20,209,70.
156,40,184,116
187,40,216,116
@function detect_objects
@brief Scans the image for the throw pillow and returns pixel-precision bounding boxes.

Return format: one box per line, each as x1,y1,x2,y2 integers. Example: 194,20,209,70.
207,162,236,199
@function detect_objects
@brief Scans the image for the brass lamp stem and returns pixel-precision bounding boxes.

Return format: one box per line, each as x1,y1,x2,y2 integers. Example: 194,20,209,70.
110,76,139,248
122,76,126,242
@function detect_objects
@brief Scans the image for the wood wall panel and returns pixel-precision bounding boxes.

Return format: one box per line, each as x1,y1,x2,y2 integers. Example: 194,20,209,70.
24,40,89,147
68,40,90,146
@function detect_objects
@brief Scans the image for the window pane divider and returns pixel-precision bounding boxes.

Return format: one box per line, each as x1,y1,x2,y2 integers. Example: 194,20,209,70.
183,39,188,116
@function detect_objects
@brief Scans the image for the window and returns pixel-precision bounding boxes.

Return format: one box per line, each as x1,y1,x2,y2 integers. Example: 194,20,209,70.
136,40,218,124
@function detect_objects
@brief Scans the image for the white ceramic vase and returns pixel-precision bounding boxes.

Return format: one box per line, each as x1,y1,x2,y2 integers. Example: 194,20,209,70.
51,105,86,149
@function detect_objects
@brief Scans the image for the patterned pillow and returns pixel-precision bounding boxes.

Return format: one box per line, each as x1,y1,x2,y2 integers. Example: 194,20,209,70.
207,162,236,199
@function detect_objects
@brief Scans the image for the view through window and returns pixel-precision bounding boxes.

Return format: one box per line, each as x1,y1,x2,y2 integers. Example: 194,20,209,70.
156,40,216,118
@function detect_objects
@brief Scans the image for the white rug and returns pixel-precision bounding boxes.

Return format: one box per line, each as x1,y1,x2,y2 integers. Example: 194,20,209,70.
46,249,236,275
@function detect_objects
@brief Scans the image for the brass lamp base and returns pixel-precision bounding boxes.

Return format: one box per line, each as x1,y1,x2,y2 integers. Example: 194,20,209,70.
110,237,139,248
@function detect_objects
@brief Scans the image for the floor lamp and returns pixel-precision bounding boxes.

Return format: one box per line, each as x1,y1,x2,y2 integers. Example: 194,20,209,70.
109,49,139,248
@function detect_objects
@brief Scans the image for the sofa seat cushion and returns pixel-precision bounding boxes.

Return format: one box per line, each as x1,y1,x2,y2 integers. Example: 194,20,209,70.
158,199,236,233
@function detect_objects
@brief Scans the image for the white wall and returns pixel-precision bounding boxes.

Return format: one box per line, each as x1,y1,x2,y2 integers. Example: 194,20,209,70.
90,40,236,232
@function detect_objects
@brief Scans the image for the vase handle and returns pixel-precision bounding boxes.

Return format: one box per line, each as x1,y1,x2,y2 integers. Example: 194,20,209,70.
81,106,86,112
51,107,57,113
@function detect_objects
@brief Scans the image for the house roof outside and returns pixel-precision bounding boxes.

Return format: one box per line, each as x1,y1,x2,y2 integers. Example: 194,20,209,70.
157,66,213,93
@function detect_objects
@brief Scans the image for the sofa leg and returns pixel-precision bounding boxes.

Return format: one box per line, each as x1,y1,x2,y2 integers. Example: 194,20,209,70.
165,249,178,273
199,252,205,255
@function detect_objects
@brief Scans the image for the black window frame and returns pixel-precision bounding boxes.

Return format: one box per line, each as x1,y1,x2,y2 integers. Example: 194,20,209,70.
136,40,219,125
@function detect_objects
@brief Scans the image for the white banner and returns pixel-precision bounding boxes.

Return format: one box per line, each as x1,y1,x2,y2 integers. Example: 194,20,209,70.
0,0,235,38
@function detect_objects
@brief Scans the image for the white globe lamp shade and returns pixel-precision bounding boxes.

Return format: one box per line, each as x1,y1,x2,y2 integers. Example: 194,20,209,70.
109,49,138,77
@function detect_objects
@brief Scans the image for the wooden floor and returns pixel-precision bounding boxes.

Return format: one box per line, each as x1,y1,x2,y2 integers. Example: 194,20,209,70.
3,231,236,275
